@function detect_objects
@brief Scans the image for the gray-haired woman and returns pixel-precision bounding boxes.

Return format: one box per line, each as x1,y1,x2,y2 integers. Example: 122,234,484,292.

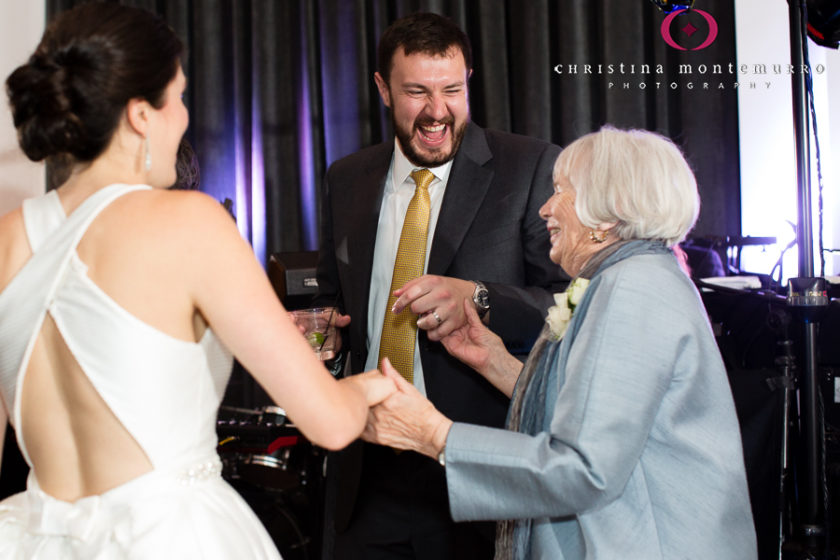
364,126,757,559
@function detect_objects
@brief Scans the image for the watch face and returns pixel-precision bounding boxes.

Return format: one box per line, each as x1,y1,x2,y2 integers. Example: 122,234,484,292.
474,283,489,311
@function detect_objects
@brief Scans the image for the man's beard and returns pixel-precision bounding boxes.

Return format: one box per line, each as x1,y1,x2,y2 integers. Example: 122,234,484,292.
393,115,468,168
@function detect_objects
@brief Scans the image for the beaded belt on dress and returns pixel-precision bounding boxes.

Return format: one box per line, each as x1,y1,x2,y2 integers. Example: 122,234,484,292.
174,456,222,486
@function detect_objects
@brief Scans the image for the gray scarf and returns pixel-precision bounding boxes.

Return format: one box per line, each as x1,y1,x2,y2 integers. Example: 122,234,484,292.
494,239,669,560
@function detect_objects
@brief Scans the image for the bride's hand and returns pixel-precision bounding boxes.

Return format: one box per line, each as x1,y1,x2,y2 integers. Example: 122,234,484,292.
339,369,396,407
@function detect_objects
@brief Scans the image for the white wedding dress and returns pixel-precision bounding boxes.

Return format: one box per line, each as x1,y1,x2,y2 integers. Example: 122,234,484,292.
0,184,282,558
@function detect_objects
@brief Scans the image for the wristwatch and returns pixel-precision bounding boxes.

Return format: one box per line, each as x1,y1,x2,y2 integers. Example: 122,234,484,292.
472,281,490,319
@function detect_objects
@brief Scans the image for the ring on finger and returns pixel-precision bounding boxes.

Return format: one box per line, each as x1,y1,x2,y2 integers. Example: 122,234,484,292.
432,310,443,326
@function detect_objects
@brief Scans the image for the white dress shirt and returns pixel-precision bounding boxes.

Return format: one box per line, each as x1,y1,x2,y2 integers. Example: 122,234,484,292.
363,140,453,395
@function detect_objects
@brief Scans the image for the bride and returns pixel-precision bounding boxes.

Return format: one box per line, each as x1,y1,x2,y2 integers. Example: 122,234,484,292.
0,3,394,558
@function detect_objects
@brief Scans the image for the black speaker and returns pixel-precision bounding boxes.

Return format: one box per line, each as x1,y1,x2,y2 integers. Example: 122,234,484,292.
267,252,319,310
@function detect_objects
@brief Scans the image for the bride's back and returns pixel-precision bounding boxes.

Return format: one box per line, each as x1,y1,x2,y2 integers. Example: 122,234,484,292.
0,186,210,501
0,6,392,557
0,2,190,502
1,1,379,512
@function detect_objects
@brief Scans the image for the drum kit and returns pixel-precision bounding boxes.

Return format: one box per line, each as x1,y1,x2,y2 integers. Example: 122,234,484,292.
217,405,324,559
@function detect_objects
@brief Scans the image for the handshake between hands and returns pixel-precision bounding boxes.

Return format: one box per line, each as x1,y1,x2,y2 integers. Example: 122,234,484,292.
291,274,520,457
361,295,515,460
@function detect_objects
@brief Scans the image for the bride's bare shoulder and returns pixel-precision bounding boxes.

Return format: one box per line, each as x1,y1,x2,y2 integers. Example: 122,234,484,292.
116,189,235,224
0,206,27,289
0,205,24,235
113,188,241,247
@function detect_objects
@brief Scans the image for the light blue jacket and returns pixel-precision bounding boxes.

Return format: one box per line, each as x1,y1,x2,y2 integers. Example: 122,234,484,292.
444,251,757,559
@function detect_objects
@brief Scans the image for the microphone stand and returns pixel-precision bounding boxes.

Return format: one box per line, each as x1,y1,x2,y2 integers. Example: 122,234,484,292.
785,0,828,555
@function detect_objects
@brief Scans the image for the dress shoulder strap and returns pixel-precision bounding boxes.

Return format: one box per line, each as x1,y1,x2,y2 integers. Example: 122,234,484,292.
37,183,151,261
22,190,66,252
0,184,152,428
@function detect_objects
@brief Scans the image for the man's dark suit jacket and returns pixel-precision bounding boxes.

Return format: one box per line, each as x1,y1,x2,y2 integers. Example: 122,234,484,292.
315,121,567,531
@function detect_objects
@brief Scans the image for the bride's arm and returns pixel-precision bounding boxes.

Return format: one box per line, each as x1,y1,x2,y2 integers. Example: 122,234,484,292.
177,193,394,450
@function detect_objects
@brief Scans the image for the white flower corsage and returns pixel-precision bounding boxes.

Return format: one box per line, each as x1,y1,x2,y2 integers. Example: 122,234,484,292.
546,278,590,340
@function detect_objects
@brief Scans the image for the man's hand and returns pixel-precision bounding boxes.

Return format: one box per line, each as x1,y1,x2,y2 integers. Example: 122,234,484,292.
390,275,477,341
331,312,352,328
289,310,351,352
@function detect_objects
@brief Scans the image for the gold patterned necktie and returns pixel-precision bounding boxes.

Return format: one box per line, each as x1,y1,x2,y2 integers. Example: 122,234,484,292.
378,169,434,382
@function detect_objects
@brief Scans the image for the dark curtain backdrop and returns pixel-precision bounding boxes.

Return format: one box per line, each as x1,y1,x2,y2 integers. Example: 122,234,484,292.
46,0,741,264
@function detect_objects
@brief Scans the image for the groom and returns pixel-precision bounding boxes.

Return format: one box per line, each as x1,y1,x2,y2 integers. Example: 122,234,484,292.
315,12,566,559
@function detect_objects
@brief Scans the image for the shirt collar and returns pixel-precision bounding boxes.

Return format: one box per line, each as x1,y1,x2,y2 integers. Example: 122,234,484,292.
391,139,454,192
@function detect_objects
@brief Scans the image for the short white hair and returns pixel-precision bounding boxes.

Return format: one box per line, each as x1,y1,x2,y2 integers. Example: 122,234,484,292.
554,126,700,246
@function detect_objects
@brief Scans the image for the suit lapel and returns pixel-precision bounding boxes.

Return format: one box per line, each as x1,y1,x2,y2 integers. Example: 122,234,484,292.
346,144,392,343
428,123,493,275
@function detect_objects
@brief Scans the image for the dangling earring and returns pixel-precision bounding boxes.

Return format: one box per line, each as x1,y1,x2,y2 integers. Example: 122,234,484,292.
589,229,607,243
144,136,152,171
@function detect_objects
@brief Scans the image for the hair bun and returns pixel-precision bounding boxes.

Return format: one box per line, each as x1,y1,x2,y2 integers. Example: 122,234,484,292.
6,2,183,166
6,50,88,162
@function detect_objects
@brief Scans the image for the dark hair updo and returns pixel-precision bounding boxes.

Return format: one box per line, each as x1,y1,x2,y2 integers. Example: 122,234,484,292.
5,2,183,163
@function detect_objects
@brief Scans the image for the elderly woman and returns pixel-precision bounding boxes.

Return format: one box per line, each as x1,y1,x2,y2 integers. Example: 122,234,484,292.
365,127,757,559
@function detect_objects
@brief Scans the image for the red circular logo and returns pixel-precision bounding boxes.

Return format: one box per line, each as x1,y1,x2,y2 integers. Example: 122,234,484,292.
660,9,719,51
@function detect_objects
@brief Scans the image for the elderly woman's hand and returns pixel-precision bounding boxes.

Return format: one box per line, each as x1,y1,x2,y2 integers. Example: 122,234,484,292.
362,358,453,460
441,300,524,398
440,299,501,372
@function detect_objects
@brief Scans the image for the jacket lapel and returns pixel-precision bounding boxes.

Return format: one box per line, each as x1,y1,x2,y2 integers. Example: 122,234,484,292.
428,122,493,275
346,144,392,344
